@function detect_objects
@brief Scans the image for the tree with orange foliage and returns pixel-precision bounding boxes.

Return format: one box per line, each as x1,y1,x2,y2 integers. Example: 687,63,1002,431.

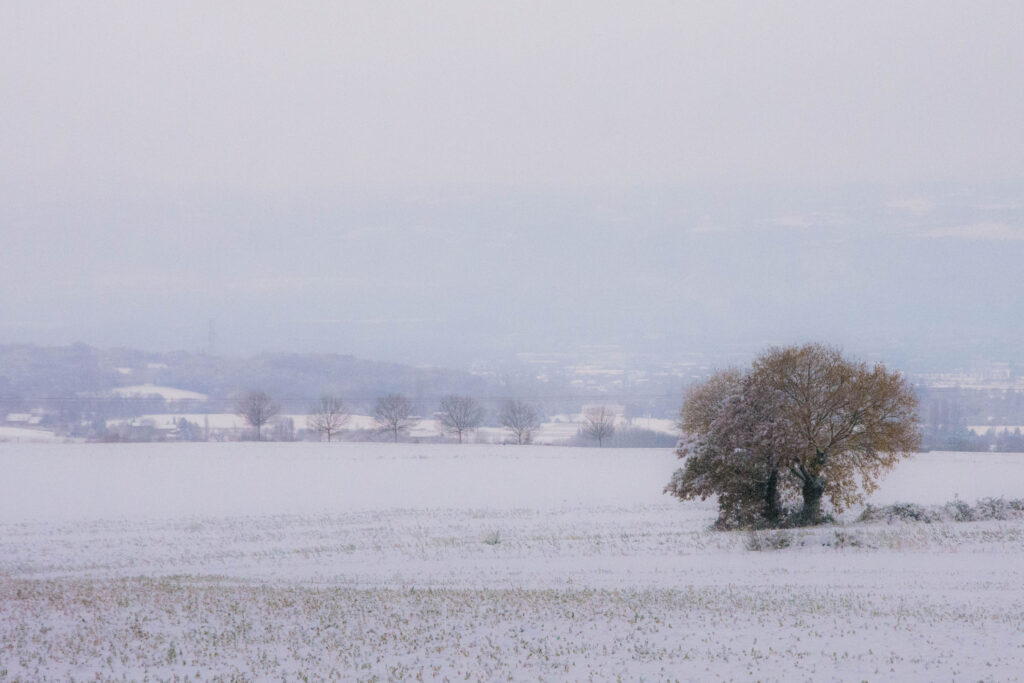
667,344,921,527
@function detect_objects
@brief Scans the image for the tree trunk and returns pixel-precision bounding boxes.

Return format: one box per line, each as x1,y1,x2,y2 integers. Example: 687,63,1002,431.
799,476,826,525
764,468,783,525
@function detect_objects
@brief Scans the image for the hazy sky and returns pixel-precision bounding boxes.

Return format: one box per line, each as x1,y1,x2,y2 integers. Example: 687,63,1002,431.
1,2,1022,365
4,1,1024,189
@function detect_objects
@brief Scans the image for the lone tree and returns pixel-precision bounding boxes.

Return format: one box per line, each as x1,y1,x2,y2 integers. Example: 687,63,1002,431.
666,344,920,527
236,390,280,441
308,395,350,442
582,405,616,447
500,399,539,444
436,394,483,444
374,393,416,443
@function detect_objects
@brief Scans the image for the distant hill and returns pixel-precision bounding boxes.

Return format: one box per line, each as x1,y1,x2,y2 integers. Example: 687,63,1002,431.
0,343,489,416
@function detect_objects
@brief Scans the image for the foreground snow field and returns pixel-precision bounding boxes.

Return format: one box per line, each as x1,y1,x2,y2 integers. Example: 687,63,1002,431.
1,445,1023,681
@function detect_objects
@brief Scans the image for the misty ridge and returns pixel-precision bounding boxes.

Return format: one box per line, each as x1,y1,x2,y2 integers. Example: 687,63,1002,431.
1,341,1023,452
3,184,1023,368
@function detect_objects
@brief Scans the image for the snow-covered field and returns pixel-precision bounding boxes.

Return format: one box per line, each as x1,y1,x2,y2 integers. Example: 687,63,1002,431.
108,384,209,401
0,426,68,443
1,445,1023,681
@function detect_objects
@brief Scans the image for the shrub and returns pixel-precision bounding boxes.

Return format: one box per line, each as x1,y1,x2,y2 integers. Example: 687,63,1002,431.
857,498,1024,524
744,529,792,551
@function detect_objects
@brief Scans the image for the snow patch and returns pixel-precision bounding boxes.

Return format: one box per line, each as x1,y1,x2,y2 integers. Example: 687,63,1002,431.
109,384,208,401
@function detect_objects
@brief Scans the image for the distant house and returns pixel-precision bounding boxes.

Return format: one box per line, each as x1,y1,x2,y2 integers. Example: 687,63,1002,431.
4,411,44,426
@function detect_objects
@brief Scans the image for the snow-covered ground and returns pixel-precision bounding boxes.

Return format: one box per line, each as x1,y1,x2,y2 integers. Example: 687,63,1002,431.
1,444,1023,680
0,425,69,443
108,384,209,401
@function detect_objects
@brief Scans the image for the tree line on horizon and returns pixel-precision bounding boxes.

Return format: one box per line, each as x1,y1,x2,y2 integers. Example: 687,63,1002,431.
234,389,629,446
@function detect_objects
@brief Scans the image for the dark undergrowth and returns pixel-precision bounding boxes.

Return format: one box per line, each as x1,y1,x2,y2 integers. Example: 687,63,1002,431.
857,497,1024,524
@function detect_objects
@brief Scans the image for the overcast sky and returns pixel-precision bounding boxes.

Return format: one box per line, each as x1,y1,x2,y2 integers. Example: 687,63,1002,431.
1,2,1022,366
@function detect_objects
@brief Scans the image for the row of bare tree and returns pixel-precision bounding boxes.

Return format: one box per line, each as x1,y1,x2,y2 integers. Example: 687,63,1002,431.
236,390,619,444
338,393,544,444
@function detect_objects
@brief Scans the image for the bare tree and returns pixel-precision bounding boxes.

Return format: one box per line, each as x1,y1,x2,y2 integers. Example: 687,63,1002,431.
436,394,483,444
582,405,616,447
374,393,416,442
308,395,350,442
500,399,539,445
236,390,280,441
